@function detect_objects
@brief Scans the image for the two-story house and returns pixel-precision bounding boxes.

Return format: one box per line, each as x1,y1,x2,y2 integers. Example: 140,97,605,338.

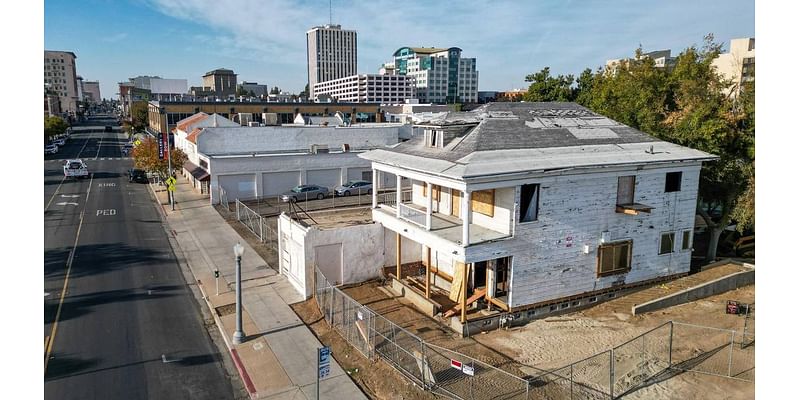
359,102,717,329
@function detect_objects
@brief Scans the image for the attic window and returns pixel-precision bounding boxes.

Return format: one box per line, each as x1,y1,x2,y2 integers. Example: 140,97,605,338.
425,129,443,148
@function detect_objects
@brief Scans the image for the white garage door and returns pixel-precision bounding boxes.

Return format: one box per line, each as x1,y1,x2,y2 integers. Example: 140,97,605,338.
262,171,301,196
307,169,341,189
347,167,371,182
218,174,256,201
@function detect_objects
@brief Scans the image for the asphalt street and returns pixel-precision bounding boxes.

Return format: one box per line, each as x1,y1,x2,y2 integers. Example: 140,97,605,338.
44,116,235,399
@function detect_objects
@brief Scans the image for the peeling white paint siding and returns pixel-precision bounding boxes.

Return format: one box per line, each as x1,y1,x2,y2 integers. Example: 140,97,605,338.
502,164,701,307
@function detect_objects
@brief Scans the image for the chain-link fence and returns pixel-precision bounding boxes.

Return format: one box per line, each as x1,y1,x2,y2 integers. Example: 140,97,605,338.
671,322,755,382
313,267,753,399
315,267,532,399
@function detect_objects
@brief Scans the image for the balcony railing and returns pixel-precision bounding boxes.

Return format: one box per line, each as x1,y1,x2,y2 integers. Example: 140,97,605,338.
398,203,428,229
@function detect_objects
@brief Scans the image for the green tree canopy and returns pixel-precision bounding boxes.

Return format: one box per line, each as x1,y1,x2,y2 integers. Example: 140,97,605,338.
44,116,69,142
130,101,149,132
523,67,576,102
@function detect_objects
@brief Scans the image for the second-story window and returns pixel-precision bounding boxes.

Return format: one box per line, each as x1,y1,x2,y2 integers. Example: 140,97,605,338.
519,184,540,223
665,172,682,192
617,176,635,205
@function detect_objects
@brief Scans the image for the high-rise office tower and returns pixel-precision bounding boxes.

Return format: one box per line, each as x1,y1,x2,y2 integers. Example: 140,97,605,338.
307,24,357,99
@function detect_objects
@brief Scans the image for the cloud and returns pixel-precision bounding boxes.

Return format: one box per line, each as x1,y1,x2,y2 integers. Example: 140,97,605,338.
144,0,754,91
102,32,128,43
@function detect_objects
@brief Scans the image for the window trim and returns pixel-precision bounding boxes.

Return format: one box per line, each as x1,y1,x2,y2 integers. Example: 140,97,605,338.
597,240,633,277
659,231,676,255
680,229,693,252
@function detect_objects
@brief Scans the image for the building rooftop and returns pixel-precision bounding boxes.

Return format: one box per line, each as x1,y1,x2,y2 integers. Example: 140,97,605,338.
204,69,236,76
360,102,717,180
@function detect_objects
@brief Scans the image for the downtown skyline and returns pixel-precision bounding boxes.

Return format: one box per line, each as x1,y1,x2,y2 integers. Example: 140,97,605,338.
45,0,754,100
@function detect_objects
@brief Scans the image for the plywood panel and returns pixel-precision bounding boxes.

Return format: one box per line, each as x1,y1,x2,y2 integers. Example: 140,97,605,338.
471,189,495,217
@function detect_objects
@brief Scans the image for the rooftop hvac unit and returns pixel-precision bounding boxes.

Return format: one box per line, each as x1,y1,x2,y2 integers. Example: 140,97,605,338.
248,121,260,127
342,144,350,152
310,144,329,154
262,113,278,126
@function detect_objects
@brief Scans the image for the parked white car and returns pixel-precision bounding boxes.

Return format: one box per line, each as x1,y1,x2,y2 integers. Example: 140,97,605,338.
45,144,59,155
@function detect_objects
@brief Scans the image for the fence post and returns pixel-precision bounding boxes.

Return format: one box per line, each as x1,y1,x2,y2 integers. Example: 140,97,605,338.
668,321,673,368
236,200,240,221
728,330,735,377
570,364,574,400
609,349,614,399
259,216,264,242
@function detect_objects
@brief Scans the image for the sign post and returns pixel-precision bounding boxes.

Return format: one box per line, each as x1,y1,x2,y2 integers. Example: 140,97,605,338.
318,346,331,400
214,269,220,296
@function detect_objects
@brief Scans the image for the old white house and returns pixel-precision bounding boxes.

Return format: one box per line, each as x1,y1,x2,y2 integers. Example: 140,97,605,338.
359,102,716,329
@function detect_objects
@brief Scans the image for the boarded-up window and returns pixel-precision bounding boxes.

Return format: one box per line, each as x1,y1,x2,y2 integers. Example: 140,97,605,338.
471,190,495,217
519,184,539,222
422,183,441,201
616,176,635,205
598,241,632,277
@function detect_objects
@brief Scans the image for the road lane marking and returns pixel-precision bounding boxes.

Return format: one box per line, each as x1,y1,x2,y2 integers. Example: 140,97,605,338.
44,173,93,375
56,202,79,206
44,177,67,211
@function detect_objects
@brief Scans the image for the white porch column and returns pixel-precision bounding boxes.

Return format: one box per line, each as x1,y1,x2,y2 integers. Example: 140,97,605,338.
372,169,378,208
462,190,471,246
396,174,402,218
425,182,432,230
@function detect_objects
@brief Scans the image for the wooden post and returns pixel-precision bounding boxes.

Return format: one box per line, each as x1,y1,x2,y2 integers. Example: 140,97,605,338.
460,262,468,323
425,247,431,299
396,232,402,279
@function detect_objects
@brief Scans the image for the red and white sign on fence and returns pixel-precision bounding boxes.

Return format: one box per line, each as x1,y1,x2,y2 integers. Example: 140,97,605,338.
450,359,462,370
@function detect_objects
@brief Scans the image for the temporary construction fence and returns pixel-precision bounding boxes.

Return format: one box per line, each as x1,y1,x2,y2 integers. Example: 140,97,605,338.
314,267,754,399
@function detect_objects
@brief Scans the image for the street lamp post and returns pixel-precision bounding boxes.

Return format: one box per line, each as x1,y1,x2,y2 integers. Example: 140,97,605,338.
232,243,245,345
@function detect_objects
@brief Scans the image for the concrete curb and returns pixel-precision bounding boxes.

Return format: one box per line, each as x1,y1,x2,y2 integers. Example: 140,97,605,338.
632,268,756,315
149,181,260,400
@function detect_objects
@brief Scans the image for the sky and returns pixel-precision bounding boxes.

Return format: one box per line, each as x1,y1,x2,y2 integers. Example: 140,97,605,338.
44,0,755,101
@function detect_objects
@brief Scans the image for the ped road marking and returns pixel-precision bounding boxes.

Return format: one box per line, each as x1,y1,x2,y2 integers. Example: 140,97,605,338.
44,173,93,375
56,202,79,206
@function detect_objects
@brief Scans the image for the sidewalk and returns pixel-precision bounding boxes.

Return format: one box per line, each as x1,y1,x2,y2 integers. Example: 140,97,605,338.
151,178,366,400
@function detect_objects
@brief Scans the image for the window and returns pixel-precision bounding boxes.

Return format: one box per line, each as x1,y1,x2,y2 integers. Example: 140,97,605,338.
665,172,682,192
659,232,675,255
598,240,632,277
617,176,635,205
519,184,540,222
681,230,692,251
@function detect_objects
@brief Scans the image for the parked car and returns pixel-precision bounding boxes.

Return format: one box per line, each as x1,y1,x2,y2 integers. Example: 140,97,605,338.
104,125,113,132
127,168,148,183
280,185,329,202
334,180,373,196
122,143,134,155
53,137,66,146
45,144,59,155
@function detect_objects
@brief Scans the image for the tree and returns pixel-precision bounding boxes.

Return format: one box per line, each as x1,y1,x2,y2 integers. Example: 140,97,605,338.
45,116,69,142
236,86,248,97
131,136,188,181
130,101,149,132
270,86,281,95
523,67,576,102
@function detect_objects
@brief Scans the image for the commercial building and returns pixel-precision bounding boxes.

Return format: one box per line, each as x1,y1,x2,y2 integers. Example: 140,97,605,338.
392,47,479,104
307,24,358,99
238,81,269,98
605,49,676,74
352,102,715,330
313,74,415,103
711,37,755,96
44,50,79,116
170,112,407,203
147,100,385,136
203,68,238,98
82,80,101,104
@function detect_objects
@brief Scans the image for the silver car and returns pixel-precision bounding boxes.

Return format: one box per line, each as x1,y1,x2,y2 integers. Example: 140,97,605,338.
280,185,330,202
334,180,373,196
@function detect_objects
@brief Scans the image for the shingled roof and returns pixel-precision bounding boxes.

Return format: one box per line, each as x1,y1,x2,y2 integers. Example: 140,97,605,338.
360,102,717,180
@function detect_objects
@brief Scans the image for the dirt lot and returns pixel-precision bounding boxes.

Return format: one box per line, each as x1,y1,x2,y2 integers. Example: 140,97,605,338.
475,284,755,399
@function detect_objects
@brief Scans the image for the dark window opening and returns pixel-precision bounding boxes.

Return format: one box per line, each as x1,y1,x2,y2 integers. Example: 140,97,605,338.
660,232,675,255
665,172,682,192
520,184,540,222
